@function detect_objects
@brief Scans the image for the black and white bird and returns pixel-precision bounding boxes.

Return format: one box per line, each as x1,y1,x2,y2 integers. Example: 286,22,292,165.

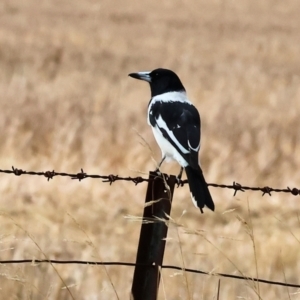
129,68,214,213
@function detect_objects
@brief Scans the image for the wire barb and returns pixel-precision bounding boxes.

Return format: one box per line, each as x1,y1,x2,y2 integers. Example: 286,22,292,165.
71,169,87,181
12,166,24,176
132,176,144,185
44,170,55,181
232,182,245,196
262,186,272,196
288,187,299,196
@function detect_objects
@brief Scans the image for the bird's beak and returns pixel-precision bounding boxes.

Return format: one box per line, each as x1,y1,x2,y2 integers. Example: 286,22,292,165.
128,71,151,82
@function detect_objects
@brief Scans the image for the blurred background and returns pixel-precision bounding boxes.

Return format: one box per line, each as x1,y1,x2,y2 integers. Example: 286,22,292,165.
0,0,300,298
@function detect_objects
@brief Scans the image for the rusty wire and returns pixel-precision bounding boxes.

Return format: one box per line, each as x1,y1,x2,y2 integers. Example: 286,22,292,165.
0,166,299,197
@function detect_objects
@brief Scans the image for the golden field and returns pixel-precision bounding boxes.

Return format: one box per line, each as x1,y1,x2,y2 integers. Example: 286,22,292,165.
0,0,300,299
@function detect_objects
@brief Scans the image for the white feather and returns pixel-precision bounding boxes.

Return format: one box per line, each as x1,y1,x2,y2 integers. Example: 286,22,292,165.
190,192,198,207
152,123,189,167
188,140,200,152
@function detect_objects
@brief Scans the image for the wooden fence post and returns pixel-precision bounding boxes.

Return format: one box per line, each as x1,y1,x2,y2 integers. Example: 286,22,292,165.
131,171,176,300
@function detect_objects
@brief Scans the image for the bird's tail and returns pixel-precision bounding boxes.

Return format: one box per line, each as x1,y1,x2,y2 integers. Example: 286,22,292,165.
185,166,215,213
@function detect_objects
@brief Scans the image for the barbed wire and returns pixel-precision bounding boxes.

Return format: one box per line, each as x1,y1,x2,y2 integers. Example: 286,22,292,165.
0,166,299,197
0,259,298,288
1,168,299,290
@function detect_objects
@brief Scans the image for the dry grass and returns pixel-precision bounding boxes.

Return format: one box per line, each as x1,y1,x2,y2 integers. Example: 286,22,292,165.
0,0,300,298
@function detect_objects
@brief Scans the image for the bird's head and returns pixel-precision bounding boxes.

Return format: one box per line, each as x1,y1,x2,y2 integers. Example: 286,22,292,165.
128,68,185,97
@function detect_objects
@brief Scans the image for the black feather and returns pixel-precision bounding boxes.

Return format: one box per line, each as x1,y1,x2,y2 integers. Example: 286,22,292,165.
149,101,200,168
185,166,215,213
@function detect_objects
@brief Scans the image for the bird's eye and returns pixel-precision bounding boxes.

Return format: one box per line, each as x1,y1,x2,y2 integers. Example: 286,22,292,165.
151,72,159,79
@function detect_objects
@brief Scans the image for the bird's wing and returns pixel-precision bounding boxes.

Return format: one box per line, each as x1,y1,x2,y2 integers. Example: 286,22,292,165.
149,100,201,169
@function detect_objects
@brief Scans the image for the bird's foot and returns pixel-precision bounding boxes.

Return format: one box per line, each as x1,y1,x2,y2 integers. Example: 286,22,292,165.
176,176,184,187
176,169,184,188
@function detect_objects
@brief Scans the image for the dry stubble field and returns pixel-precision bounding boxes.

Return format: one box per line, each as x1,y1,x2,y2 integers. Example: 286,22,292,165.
1,0,300,299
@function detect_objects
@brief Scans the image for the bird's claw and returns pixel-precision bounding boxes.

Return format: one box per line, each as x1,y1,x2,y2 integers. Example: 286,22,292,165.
176,175,183,187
